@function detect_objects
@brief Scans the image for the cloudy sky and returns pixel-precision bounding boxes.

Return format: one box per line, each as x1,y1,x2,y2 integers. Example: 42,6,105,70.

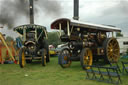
0,0,128,38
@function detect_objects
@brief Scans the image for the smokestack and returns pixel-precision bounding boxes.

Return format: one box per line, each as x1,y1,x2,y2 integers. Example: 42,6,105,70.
73,0,79,20
29,0,34,24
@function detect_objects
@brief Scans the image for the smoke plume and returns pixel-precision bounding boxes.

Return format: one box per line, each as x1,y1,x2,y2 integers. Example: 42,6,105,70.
0,0,29,29
0,0,61,29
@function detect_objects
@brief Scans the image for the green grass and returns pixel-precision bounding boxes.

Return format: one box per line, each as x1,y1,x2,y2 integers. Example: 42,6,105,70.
0,57,128,85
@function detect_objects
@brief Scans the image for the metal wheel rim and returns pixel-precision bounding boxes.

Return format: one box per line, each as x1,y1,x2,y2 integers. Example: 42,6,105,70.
42,50,47,66
22,52,25,67
107,38,120,62
44,55,46,65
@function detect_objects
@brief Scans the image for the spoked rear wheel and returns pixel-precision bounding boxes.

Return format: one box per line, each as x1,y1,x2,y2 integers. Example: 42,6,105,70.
19,49,26,68
58,48,71,68
80,48,93,69
103,38,120,63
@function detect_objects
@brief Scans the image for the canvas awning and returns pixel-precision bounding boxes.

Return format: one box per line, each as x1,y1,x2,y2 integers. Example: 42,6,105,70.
51,18,121,32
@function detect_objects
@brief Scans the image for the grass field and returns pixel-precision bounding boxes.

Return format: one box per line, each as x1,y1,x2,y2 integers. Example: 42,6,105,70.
0,57,128,85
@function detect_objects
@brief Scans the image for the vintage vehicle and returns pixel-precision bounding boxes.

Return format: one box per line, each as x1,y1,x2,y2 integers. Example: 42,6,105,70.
14,24,50,68
51,18,121,69
14,0,50,68
49,45,57,56
56,44,69,55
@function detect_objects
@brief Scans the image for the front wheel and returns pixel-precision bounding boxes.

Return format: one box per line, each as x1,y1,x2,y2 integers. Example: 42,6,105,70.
19,49,26,68
42,49,47,66
80,48,93,69
44,40,50,63
58,48,72,68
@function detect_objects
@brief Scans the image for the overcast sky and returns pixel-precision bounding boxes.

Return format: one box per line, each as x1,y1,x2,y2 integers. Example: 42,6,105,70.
0,0,128,38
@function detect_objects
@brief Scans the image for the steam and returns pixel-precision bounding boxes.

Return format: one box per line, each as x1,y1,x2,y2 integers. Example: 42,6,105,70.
0,0,61,29
0,0,29,29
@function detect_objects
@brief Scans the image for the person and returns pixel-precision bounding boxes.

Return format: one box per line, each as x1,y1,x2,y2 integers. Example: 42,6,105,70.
16,37,23,49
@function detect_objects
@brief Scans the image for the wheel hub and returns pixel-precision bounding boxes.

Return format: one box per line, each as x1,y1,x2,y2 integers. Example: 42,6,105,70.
64,56,68,60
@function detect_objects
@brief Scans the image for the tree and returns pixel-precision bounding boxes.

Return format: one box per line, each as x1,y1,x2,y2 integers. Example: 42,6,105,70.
116,32,123,37
47,31,63,48
6,36,14,41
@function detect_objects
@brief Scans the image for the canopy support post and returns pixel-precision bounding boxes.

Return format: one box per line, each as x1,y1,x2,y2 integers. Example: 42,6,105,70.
23,28,26,42
59,23,62,36
67,21,70,36
112,32,114,37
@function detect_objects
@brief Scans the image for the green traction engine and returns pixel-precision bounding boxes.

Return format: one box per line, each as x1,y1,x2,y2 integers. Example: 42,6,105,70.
14,25,50,68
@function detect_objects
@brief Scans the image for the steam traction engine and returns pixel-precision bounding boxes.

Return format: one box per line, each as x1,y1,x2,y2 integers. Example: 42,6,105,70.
51,18,121,69
14,25,50,68
14,0,50,68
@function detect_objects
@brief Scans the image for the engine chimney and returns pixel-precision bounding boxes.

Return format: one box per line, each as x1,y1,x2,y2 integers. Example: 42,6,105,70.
29,0,34,24
73,0,79,20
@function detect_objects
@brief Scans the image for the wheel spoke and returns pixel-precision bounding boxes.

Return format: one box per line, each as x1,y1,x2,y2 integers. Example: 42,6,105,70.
114,49,119,51
113,53,119,57
108,53,112,58
113,42,118,47
108,45,112,49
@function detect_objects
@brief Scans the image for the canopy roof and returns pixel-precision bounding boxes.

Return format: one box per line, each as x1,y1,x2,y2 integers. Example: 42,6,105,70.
14,24,46,35
51,18,121,32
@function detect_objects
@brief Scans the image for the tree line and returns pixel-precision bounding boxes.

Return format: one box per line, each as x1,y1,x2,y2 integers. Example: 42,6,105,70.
47,31,63,48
